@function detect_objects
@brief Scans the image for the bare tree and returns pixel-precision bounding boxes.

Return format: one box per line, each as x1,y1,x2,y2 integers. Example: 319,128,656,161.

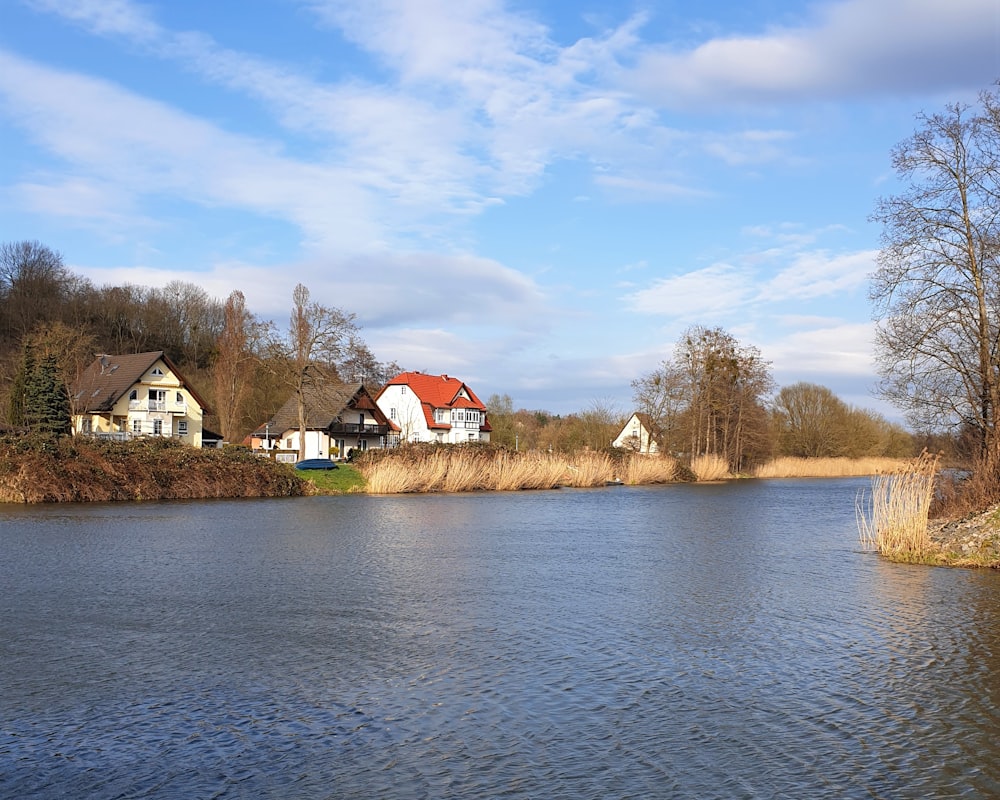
676,326,773,471
336,336,402,392
285,283,358,460
633,327,772,470
213,290,266,443
871,87,1000,463
631,361,687,454
485,393,516,448
25,321,98,419
0,241,73,338
772,382,850,458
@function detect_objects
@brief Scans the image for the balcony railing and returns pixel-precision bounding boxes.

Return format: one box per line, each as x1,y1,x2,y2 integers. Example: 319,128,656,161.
128,399,186,413
328,422,389,436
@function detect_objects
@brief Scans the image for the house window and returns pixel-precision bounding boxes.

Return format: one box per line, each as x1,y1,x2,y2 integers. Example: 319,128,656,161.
81,419,92,433
177,421,188,436
390,407,397,420
151,367,164,377
132,419,142,434
153,419,163,435
129,389,137,401
401,386,407,394
176,392,184,403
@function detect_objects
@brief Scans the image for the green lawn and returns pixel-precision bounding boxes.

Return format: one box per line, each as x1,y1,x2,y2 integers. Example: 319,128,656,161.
299,463,367,494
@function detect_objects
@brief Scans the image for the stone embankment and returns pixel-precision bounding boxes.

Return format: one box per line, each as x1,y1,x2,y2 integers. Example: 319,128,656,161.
928,505,1000,564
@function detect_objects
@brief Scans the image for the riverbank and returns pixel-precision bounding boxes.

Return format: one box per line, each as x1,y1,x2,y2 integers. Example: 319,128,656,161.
0,436,308,502
0,436,916,503
927,507,1000,567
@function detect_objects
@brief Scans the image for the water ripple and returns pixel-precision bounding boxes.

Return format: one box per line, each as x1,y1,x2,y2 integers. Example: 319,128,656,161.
4,482,1000,798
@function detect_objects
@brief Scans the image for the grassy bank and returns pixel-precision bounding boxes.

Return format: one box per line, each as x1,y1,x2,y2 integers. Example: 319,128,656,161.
0,435,309,503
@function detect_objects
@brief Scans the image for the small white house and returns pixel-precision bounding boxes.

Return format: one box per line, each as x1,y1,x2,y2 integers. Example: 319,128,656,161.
375,371,491,445
612,412,660,455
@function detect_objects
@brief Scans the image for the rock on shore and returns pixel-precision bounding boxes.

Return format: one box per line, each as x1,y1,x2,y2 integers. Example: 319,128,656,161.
928,505,1000,564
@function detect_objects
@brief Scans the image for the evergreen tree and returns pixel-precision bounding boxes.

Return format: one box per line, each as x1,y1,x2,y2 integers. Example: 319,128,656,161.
24,354,70,435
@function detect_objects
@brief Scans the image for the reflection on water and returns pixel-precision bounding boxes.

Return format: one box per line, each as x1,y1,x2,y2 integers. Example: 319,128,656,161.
4,480,1000,798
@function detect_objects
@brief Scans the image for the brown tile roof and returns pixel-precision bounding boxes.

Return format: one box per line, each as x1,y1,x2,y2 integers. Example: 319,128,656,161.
72,351,208,414
253,381,387,436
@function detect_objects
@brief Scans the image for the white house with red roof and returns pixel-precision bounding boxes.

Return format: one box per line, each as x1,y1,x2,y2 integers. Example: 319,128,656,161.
375,371,491,445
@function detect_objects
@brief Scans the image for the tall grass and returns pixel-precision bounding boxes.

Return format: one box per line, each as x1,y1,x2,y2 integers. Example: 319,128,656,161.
619,455,679,485
358,447,689,493
755,456,910,479
690,453,731,481
857,451,940,556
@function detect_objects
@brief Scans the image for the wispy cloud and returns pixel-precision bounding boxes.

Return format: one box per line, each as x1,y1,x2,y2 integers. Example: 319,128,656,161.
760,249,875,301
625,263,755,318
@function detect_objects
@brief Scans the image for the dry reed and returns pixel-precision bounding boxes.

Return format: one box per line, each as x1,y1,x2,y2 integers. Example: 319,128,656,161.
562,452,616,487
754,456,911,479
358,447,723,494
618,455,678,485
857,450,940,555
690,453,731,481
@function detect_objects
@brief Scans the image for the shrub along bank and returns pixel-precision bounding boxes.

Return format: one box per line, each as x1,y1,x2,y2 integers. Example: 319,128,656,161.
0,435,309,503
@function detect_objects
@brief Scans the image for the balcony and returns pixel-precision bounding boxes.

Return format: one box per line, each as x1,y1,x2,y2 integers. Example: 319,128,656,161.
128,399,186,413
328,422,389,436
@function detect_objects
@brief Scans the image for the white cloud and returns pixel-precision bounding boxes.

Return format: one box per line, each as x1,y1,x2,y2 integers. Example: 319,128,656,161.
0,50,383,250
625,263,755,318
764,321,876,378
623,0,1000,107
760,249,875,301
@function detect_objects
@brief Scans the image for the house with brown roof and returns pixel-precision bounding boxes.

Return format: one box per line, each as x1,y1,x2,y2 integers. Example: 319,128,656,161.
375,371,491,445
71,351,209,447
251,381,391,462
612,412,661,455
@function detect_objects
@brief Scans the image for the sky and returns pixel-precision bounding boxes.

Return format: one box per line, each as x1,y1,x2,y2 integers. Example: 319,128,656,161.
2,0,1000,418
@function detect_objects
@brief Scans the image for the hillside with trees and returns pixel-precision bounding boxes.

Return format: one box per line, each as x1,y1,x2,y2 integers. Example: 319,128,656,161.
0,238,919,468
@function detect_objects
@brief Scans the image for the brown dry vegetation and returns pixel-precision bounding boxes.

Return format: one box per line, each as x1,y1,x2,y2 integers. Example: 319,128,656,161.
754,456,911,479
0,435,308,503
690,453,731,481
355,446,691,494
857,451,939,558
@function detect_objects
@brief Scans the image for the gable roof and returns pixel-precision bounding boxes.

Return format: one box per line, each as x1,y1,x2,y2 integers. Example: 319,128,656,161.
72,351,209,414
254,381,387,436
615,412,660,442
379,371,486,410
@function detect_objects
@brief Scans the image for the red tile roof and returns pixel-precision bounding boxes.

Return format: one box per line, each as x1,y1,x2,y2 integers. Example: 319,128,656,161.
383,372,486,410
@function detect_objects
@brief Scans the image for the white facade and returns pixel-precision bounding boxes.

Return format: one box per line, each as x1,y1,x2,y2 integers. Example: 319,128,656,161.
612,413,660,455
376,374,490,445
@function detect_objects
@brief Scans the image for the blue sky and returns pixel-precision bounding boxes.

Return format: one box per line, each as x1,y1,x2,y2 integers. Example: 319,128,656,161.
2,0,999,417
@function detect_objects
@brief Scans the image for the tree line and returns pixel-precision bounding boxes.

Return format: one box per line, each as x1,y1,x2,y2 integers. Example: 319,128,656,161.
0,241,400,446
11,72,1000,472
484,325,915,470
0,239,920,465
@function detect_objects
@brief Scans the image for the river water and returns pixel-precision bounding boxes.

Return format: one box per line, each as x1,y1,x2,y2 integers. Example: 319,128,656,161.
3,478,1000,798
